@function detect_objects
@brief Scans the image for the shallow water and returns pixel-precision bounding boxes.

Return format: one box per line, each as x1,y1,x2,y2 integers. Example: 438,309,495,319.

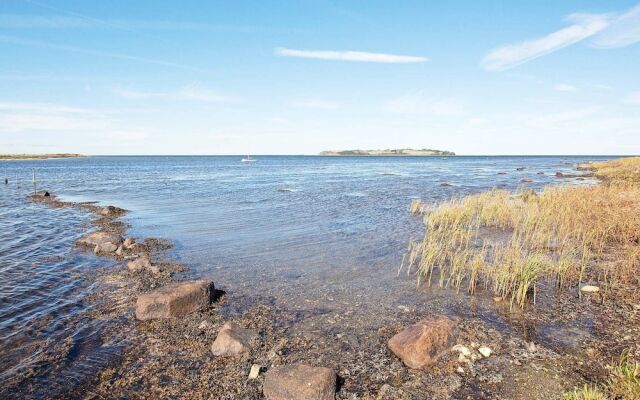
0,155,610,396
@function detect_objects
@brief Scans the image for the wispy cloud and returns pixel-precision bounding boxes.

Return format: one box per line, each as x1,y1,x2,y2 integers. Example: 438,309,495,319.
0,14,297,34
625,91,640,105
275,47,428,63
113,85,240,103
0,101,110,132
384,95,465,117
553,83,578,92
0,34,207,72
291,98,338,110
481,14,608,71
590,4,640,48
481,3,640,71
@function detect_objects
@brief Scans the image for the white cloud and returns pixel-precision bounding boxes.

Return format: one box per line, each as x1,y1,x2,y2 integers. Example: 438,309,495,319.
275,47,428,63
553,83,578,92
625,91,640,105
113,85,240,103
481,14,608,71
482,3,640,71
590,4,640,48
292,98,338,110
0,101,88,113
384,95,465,117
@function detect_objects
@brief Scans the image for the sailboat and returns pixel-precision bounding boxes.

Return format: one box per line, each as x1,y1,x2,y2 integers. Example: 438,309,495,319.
241,155,256,163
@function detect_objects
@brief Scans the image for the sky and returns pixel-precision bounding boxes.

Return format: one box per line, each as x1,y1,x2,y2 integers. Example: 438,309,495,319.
1,0,639,155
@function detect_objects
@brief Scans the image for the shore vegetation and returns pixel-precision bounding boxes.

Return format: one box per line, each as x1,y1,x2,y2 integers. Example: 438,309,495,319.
402,157,640,309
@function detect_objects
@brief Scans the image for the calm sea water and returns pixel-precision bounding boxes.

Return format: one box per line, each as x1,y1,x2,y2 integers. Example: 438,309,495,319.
0,155,611,397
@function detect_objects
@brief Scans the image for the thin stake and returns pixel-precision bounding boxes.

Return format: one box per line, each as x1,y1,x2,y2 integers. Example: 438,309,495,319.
32,168,36,195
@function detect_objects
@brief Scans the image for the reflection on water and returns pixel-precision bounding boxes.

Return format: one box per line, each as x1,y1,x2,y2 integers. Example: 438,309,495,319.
0,155,609,396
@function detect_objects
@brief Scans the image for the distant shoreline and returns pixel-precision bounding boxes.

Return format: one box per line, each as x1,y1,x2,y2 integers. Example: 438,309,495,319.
0,154,84,160
319,148,455,156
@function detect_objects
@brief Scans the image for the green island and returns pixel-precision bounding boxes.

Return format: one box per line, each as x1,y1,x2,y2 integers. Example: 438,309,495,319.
0,154,84,160
319,148,455,156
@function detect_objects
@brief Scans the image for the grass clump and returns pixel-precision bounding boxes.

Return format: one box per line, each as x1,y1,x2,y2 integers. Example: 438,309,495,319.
563,385,609,400
403,157,640,308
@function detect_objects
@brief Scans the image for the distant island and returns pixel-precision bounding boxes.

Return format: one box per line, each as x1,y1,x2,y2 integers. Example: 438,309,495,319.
319,148,455,156
0,154,84,160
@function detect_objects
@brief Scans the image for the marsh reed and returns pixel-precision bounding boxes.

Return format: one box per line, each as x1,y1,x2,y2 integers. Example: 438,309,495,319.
402,157,640,309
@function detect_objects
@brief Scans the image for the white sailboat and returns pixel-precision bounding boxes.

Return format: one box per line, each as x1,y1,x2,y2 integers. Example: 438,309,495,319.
241,155,256,163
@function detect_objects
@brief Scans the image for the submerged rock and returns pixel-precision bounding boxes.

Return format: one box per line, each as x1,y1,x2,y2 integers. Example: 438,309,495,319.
135,280,214,320
211,322,259,356
520,178,533,183
100,205,125,216
127,256,158,273
263,363,336,400
78,231,122,248
94,242,118,254
388,316,455,369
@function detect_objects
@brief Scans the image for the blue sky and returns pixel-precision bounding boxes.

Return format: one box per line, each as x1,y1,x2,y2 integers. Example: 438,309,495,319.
1,0,639,155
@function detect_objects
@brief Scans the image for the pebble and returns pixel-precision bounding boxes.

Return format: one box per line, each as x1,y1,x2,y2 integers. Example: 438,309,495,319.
452,344,472,357
478,346,493,358
580,285,600,293
248,364,261,379
526,342,537,353
456,366,465,375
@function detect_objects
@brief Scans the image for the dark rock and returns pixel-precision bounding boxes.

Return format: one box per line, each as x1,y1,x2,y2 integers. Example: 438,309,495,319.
135,280,214,320
263,363,336,400
520,178,532,183
388,316,455,369
516,167,526,171
35,190,50,197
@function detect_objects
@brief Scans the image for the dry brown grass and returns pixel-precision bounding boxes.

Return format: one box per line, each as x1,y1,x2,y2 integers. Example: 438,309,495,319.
403,157,640,308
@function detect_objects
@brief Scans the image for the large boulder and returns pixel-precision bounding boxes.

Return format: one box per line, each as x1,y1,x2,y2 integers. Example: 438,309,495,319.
135,280,214,320
78,231,122,248
211,322,259,356
388,316,455,369
263,364,336,400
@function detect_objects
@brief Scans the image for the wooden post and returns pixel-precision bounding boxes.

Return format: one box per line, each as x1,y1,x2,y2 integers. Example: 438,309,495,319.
32,168,36,195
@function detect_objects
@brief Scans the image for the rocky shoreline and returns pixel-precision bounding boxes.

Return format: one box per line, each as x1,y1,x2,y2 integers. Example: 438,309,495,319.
20,186,640,399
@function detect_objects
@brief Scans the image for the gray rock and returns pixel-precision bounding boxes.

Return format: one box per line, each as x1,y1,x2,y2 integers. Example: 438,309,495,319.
135,280,214,320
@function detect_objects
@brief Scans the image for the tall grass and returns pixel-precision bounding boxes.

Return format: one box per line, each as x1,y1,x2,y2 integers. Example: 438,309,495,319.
403,157,640,308
563,351,640,400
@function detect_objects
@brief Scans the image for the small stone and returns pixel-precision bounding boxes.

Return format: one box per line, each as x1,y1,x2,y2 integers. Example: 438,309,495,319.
263,363,336,400
580,285,600,293
452,344,471,357
478,346,493,358
458,353,469,363
123,238,135,249
249,364,262,379
211,322,259,356
526,342,537,353
397,305,411,313
135,280,214,320
199,320,213,330
387,316,455,369
115,245,124,256
456,366,465,375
